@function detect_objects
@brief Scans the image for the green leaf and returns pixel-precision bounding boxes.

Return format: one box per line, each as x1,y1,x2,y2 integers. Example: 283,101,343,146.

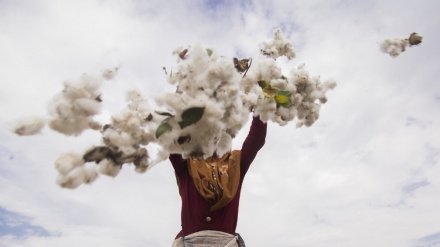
170,69,173,78
155,110,174,117
275,90,292,107
262,87,277,98
206,49,213,56
155,122,172,138
178,107,205,129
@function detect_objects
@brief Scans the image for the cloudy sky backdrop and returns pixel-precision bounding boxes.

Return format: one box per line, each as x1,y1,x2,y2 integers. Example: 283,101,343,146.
1,0,440,246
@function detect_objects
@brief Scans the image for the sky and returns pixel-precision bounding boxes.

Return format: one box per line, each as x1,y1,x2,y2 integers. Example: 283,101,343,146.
1,0,440,246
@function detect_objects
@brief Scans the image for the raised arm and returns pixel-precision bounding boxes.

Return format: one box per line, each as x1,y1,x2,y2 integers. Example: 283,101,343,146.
240,116,267,176
169,153,186,175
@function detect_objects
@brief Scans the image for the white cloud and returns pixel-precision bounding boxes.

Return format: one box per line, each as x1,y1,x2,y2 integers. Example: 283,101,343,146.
1,0,440,246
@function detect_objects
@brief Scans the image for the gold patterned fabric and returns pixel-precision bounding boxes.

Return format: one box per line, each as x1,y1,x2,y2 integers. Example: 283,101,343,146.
187,150,241,211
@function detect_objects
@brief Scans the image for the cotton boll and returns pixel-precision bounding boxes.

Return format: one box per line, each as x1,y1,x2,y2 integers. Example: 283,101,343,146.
82,163,99,184
17,29,340,181
109,92,154,147
171,121,223,158
103,128,135,148
98,159,121,177
175,45,211,93
304,114,318,127
56,166,86,189
102,67,119,80
56,173,83,189
56,164,99,189
309,90,323,101
126,90,144,103
55,153,85,175
133,148,150,173
215,132,233,157
380,38,409,57
291,93,303,107
154,92,187,112
251,58,282,82
277,106,296,123
126,116,141,131
88,120,102,131
72,98,101,116
78,74,104,94
271,78,288,90
297,103,320,127
325,80,337,90
111,110,131,125
48,116,90,136
156,130,182,155
149,148,170,168
188,44,211,70
214,84,239,103
241,86,263,109
273,114,288,126
192,95,223,120
13,116,47,136
52,99,74,119
260,29,296,60
134,157,150,173
62,83,87,100
253,98,277,123
207,57,237,83
46,72,106,136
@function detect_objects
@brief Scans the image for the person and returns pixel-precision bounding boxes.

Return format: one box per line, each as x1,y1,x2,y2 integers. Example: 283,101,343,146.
169,115,267,247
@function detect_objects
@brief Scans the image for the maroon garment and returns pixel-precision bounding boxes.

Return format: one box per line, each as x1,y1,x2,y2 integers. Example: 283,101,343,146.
170,117,267,239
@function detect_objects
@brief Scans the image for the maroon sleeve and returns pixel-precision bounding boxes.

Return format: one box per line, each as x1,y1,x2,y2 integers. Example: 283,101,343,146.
240,116,267,177
169,153,186,175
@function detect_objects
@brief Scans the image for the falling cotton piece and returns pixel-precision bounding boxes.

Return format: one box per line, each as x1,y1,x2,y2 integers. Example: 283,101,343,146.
13,116,47,136
380,32,423,57
13,29,337,189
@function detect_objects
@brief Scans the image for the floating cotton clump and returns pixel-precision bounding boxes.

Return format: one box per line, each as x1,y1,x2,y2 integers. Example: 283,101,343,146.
14,29,337,189
55,153,99,189
156,44,248,158
56,164,99,189
13,116,47,136
380,32,422,57
47,69,118,135
380,38,409,57
260,28,296,60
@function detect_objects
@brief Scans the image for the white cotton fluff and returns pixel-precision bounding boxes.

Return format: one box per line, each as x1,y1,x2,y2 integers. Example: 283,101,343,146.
253,97,277,123
55,153,85,176
13,116,47,136
56,164,98,189
15,29,338,188
215,132,233,156
134,156,150,173
56,170,84,189
103,128,136,148
98,159,121,177
149,148,170,168
72,98,101,116
153,44,251,158
46,72,111,136
102,67,119,80
380,38,409,57
260,29,296,60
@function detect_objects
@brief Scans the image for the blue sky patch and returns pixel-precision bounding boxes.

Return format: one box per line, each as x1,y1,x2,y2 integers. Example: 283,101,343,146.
0,207,55,238
414,231,440,247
